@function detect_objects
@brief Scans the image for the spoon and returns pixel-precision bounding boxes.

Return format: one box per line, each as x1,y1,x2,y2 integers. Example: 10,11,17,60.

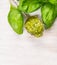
9,0,19,7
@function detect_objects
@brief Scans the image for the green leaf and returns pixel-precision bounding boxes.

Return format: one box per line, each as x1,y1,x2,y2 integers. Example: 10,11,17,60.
8,6,24,34
10,5,16,10
48,0,57,5
55,6,57,17
18,0,42,13
41,3,56,29
39,0,48,3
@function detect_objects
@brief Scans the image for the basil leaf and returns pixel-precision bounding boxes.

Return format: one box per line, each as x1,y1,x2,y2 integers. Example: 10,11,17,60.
55,6,57,17
8,6,24,34
18,0,42,13
39,0,48,3
41,3,56,29
48,0,57,5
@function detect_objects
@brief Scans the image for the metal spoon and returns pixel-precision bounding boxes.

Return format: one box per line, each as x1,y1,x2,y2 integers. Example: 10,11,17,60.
9,0,19,7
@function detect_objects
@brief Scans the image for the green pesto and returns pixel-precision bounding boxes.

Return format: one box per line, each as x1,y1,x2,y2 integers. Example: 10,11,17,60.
25,16,44,37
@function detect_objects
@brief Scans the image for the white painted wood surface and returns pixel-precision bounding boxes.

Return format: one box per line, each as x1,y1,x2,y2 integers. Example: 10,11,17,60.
0,0,57,65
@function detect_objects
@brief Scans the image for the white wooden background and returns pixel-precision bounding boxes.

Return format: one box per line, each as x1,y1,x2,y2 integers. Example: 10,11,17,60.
0,0,57,65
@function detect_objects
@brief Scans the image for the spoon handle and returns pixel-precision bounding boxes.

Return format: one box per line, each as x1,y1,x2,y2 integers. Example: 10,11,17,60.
9,0,19,7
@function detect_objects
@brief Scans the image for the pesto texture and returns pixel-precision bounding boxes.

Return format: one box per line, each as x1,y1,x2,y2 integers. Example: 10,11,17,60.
25,16,44,37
